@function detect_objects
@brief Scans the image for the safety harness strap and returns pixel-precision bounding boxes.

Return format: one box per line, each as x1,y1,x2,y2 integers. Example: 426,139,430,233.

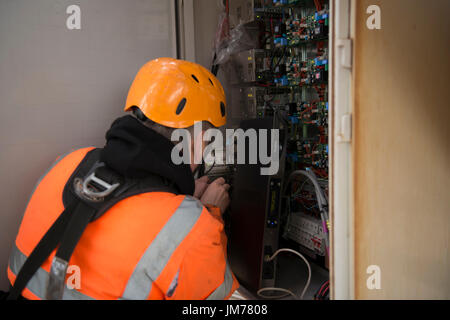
8,148,179,300
7,201,78,300
46,201,97,300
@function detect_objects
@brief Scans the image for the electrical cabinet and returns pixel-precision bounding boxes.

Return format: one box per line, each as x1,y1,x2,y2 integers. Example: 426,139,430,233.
2,0,447,301
211,0,332,300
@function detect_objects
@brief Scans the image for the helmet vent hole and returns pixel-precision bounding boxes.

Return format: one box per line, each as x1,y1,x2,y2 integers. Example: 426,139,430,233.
176,98,187,115
191,74,199,83
220,102,226,117
209,78,214,86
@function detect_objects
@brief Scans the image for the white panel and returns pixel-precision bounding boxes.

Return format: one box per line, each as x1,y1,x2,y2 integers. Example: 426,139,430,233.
330,0,354,300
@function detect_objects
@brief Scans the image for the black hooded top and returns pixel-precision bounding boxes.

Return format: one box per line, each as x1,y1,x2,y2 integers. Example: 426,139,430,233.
100,115,195,196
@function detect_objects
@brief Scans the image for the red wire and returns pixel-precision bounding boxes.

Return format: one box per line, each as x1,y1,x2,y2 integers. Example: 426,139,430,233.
314,0,322,12
322,283,330,297
318,280,329,296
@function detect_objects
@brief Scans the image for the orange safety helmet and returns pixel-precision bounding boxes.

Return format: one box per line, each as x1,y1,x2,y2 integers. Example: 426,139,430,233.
124,58,227,129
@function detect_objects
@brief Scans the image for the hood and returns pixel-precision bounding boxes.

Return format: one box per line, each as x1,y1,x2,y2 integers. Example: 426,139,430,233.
100,115,194,195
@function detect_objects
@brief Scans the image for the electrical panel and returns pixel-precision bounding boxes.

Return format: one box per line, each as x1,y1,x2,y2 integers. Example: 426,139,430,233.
229,0,284,29
284,211,326,256
224,0,330,295
228,1,330,176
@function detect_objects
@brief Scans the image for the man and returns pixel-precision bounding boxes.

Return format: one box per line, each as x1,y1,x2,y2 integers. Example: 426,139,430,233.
6,58,239,300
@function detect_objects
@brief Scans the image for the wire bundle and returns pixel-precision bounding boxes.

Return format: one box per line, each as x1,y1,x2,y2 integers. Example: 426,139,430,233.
314,280,330,300
287,170,330,253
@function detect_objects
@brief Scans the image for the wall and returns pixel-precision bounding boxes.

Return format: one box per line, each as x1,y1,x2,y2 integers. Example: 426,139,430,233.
353,0,450,299
0,0,175,290
193,0,221,69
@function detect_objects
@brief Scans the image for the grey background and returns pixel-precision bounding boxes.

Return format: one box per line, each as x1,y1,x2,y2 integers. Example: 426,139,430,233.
193,0,221,69
0,0,175,290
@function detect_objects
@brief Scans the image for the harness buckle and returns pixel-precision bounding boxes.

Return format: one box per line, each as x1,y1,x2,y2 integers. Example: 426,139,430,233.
78,162,120,200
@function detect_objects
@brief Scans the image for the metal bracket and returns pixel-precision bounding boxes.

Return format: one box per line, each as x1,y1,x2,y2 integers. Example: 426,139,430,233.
46,257,69,300
337,39,353,69
337,113,353,143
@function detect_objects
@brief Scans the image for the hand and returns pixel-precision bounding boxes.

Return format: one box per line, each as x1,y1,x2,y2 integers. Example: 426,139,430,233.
194,176,209,199
200,177,230,214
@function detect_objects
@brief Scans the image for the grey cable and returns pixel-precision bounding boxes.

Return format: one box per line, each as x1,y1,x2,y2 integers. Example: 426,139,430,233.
257,248,312,300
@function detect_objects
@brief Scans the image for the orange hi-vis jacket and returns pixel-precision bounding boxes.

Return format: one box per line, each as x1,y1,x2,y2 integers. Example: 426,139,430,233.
7,147,239,300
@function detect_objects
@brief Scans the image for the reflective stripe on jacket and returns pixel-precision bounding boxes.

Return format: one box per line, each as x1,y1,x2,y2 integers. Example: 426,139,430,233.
8,147,239,300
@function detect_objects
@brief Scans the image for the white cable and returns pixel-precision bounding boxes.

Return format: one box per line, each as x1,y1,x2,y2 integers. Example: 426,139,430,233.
257,287,298,300
286,170,328,211
256,248,312,300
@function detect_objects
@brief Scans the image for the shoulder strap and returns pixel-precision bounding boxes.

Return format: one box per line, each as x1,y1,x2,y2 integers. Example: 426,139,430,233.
7,202,78,300
62,148,179,221
9,148,178,300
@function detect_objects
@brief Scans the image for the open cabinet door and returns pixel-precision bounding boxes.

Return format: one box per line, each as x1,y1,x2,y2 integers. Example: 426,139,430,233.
352,0,450,299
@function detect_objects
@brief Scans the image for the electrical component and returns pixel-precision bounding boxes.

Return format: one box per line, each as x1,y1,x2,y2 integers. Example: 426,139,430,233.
284,211,326,256
231,49,273,84
229,0,283,29
228,118,286,294
285,169,330,254
224,0,330,298
231,86,266,119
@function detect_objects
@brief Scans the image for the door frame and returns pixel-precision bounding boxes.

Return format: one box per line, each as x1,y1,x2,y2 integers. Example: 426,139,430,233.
173,0,196,61
330,0,355,300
